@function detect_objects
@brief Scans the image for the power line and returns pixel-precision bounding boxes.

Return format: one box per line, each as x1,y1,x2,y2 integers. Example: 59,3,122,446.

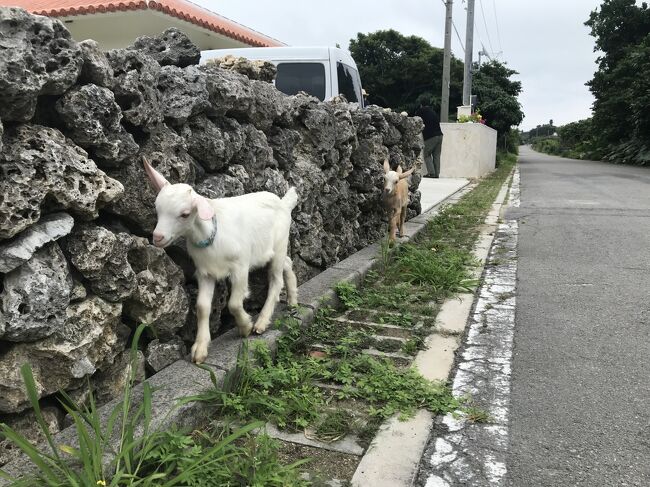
478,0,495,57
492,0,504,54
453,21,465,52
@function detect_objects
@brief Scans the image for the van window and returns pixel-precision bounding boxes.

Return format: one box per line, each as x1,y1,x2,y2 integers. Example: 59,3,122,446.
275,63,326,100
337,62,362,104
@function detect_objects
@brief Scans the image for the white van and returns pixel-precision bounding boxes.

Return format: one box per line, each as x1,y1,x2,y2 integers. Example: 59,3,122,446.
200,46,365,106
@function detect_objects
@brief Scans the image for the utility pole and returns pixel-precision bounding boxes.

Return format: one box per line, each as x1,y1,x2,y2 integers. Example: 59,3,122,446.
478,43,491,68
440,0,453,122
462,0,476,107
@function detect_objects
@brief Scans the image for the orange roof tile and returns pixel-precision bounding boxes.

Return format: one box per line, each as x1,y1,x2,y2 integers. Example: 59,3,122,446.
6,0,283,47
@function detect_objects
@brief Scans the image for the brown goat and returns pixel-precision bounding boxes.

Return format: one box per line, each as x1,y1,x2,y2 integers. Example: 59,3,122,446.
382,159,414,242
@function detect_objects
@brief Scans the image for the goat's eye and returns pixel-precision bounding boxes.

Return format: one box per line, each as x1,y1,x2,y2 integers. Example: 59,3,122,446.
180,212,190,219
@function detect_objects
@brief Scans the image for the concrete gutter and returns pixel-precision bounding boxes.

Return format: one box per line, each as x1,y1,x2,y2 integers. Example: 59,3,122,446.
0,180,472,482
350,170,515,487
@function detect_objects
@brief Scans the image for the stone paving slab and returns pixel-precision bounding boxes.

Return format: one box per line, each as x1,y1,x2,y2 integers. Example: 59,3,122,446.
435,294,475,334
413,335,461,382
297,266,362,309
265,423,365,456
352,410,434,487
334,317,413,339
420,178,471,213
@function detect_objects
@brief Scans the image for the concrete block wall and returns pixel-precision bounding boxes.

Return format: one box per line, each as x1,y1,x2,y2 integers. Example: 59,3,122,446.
439,123,497,178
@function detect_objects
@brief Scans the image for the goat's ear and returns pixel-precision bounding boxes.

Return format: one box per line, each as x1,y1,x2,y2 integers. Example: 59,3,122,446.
142,157,169,193
193,193,215,221
383,159,390,174
399,168,415,179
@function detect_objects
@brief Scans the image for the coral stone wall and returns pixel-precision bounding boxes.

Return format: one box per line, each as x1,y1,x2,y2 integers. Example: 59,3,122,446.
0,7,423,461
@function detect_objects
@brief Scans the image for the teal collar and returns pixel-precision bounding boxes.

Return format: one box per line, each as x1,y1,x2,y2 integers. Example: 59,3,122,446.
191,215,217,249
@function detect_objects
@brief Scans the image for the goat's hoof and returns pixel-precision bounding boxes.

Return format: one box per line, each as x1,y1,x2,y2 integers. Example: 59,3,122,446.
190,342,209,364
253,324,267,335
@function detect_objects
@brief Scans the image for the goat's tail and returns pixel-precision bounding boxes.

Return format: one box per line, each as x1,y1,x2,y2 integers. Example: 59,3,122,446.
282,187,299,211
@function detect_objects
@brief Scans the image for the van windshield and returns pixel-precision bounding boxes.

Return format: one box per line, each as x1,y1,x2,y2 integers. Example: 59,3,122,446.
275,62,326,100
337,62,362,104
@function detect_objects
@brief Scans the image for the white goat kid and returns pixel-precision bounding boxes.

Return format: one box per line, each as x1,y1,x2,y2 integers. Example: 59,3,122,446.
142,158,299,364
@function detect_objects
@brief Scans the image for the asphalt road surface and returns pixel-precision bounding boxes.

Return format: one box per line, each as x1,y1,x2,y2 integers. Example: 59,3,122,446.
506,147,650,486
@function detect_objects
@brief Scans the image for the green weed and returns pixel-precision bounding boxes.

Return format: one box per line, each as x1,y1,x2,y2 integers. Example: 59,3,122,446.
334,282,362,310
0,325,294,486
460,406,493,424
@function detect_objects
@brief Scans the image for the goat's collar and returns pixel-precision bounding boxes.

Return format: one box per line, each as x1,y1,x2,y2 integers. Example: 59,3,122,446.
191,215,217,249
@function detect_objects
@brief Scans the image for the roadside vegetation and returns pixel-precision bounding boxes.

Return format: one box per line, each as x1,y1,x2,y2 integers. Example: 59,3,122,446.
1,154,516,485
524,119,599,161
0,326,309,486
524,1,650,166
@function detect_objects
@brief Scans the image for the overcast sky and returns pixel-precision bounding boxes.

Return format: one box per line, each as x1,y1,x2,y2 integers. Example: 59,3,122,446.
200,0,604,130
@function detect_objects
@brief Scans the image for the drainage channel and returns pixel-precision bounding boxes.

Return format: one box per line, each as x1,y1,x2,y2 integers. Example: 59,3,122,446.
258,306,460,486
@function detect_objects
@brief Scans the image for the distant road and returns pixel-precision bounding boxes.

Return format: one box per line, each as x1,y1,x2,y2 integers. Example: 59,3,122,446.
506,147,650,486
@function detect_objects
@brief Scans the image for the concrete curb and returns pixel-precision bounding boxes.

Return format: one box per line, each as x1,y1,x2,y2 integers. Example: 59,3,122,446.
350,170,515,487
0,180,472,482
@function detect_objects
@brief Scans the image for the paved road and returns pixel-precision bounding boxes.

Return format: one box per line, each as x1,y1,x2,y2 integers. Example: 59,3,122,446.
506,147,650,486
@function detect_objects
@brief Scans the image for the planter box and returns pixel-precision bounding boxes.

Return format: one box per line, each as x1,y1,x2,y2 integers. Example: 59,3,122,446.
439,122,497,178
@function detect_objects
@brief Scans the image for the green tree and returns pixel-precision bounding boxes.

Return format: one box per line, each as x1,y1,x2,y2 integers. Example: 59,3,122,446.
472,60,524,149
528,123,555,138
585,0,650,164
348,30,464,114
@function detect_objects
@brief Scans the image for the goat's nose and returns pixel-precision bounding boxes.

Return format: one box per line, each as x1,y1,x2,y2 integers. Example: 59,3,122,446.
152,231,165,244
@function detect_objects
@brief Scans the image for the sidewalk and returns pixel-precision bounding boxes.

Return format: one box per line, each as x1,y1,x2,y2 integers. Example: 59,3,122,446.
419,178,470,212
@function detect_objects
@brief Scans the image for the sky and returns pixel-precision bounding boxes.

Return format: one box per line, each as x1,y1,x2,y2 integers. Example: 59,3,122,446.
198,0,605,131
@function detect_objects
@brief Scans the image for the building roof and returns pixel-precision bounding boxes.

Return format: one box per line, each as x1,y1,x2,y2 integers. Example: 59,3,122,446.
9,0,283,47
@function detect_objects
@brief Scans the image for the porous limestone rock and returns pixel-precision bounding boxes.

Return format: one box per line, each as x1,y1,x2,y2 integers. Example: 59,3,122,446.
55,84,139,166
180,114,245,172
0,243,72,342
196,174,245,198
0,296,125,413
145,337,186,372
158,65,210,125
130,28,200,68
0,7,83,121
202,65,285,130
205,55,277,82
65,224,137,303
106,48,163,127
0,124,123,240
78,39,114,87
0,212,74,273
123,238,189,338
